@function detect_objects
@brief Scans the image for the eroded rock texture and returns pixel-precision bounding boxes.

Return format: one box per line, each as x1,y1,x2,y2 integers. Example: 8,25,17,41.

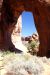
0,0,50,57
11,15,28,53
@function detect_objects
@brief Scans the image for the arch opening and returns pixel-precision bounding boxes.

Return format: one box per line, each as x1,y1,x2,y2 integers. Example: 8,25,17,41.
21,11,40,55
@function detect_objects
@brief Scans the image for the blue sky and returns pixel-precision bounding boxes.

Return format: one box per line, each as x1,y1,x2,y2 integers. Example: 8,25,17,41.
22,11,37,37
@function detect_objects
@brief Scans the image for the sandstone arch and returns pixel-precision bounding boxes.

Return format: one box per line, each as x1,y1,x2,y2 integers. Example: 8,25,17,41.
0,0,50,57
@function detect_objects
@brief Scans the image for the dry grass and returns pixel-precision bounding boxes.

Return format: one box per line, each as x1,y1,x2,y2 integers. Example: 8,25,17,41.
0,51,50,75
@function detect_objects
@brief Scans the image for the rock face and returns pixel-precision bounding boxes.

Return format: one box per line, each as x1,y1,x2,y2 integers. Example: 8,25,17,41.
0,0,50,57
11,15,28,53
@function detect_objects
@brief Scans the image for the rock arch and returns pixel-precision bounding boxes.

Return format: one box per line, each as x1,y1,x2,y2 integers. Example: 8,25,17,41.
0,0,50,57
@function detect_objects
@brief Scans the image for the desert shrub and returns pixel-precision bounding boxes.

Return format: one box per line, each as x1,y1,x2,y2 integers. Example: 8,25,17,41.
0,53,50,75
27,40,39,55
2,54,45,75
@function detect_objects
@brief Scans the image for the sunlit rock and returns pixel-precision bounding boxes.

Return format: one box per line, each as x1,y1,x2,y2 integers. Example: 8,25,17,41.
11,15,28,53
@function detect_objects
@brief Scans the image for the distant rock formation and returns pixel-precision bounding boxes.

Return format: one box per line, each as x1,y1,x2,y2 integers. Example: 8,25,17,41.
22,33,39,43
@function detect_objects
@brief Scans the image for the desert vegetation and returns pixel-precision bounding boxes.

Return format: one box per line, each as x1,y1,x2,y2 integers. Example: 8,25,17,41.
22,34,39,55
0,51,50,75
27,40,39,55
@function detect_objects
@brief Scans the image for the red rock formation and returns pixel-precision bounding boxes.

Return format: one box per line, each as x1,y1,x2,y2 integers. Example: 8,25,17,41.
24,33,39,42
0,0,50,57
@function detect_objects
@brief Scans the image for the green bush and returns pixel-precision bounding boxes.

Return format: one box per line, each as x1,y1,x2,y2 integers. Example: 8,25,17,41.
27,40,39,55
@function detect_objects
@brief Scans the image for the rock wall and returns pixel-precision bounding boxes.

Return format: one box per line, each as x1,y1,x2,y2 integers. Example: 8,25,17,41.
0,0,50,57
32,1,50,57
11,15,28,53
